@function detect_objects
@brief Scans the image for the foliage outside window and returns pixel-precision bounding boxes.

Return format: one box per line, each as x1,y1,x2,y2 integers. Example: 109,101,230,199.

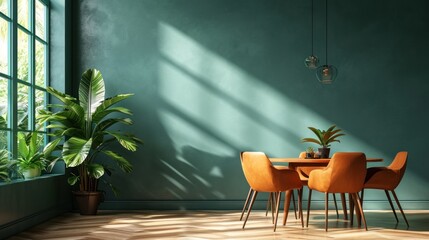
0,0,49,176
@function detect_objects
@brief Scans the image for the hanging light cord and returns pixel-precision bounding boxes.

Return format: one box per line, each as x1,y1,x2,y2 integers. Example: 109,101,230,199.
311,0,314,55
325,0,328,65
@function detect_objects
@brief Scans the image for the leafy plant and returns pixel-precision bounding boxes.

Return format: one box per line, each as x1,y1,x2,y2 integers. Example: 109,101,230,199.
37,68,142,195
16,131,59,173
306,147,314,153
302,125,345,148
0,149,11,181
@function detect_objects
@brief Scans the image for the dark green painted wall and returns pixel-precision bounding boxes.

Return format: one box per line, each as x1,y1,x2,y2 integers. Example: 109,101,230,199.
71,0,429,209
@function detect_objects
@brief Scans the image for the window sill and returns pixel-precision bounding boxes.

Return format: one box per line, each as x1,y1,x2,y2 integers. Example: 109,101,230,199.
0,173,64,187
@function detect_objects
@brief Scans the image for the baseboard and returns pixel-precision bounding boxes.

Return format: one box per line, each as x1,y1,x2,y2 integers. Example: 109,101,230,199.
0,205,69,239
100,200,429,211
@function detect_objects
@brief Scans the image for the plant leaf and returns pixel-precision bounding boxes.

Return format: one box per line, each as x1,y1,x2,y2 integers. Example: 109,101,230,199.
102,150,133,173
62,137,93,167
87,163,105,179
68,175,79,185
79,68,105,120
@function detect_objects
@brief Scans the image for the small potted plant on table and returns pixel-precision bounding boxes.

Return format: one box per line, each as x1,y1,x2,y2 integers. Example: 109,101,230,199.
302,125,345,158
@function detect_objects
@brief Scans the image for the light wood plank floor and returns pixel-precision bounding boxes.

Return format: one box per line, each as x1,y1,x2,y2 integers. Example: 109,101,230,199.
8,210,429,240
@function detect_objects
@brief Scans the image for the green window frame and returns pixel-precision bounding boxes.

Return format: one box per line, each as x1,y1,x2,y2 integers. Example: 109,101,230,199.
0,0,49,158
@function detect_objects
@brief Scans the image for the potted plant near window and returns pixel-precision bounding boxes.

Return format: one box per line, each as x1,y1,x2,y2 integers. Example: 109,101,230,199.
302,125,345,158
37,68,142,215
16,131,59,179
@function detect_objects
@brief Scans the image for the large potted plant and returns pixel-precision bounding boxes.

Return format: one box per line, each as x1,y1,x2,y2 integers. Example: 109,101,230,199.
37,68,142,215
302,125,345,158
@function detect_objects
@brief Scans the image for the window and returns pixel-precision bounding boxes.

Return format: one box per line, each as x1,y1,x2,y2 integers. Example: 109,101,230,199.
0,0,49,157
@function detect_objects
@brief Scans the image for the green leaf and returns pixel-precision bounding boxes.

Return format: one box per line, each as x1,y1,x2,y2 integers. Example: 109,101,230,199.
105,131,140,151
95,118,133,133
79,68,105,119
92,107,133,124
103,150,133,173
17,132,29,159
46,87,85,127
62,137,93,167
68,175,79,185
87,163,105,179
92,94,134,122
43,138,62,157
301,137,322,145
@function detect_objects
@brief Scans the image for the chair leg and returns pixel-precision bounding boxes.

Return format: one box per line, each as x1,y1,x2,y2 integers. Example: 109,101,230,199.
385,190,399,223
283,190,292,226
353,192,368,231
325,192,329,232
298,188,304,227
332,193,339,219
241,188,253,221
292,190,298,219
271,192,277,223
242,191,258,229
349,193,354,226
391,190,410,228
341,193,348,220
306,189,312,227
274,191,282,232
265,192,271,217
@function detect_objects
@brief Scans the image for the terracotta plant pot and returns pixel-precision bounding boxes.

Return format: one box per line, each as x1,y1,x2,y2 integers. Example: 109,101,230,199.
73,191,102,215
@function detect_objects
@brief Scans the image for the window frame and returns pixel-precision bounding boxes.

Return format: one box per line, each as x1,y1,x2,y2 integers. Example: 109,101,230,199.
0,0,49,160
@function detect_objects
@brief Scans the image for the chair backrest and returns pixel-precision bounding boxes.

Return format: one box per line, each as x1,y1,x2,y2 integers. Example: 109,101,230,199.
299,151,306,159
240,152,279,192
388,151,408,186
325,152,367,193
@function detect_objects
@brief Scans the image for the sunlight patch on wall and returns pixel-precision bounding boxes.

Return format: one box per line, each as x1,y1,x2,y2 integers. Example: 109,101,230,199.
157,22,386,158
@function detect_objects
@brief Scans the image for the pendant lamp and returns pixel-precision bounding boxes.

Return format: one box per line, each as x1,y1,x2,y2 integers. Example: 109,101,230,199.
304,0,318,69
316,0,337,84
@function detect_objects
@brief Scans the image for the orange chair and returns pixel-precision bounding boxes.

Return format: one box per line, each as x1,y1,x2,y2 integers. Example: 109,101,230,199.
295,152,342,219
306,152,368,231
362,151,409,227
240,152,303,231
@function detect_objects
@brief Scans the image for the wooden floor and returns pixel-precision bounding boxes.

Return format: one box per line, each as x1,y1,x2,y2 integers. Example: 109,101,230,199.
8,210,429,240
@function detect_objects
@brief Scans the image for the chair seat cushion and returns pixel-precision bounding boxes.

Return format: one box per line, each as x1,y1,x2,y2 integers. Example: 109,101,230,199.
364,167,399,190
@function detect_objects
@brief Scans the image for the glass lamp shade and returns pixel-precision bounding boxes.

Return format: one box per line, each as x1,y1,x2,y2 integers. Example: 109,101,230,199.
304,55,319,69
316,64,337,84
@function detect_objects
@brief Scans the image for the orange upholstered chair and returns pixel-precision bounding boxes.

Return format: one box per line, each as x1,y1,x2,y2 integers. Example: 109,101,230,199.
306,152,368,231
295,152,342,219
240,152,303,231
362,151,409,227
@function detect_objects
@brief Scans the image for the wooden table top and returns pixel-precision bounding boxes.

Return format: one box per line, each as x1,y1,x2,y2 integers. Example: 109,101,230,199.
270,157,383,163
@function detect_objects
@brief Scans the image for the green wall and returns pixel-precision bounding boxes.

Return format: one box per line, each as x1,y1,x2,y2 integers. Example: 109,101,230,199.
71,0,429,209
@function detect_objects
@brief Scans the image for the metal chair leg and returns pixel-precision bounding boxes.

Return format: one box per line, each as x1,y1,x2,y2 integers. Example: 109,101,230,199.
349,193,354,226
353,192,368,231
332,193,339,219
274,191,282,232
282,190,292,226
306,189,312,227
242,191,258,229
391,190,410,228
241,188,253,221
385,190,399,223
325,193,329,232
341,193,348,220
292,190,298,219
